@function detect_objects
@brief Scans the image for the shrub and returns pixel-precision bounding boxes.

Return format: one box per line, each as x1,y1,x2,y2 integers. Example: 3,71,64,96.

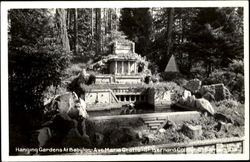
64,63,86,78
216,99,239,109
9,49,70,155
148,62,159,75
160,72,184,82
202,69,244,103
216,99,244,126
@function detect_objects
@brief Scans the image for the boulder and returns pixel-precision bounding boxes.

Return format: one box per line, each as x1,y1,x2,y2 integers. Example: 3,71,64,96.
214,113,234,124
158,128,166,133
182,124,202,139
177,95,215,115
30,127,52,147
202,92,215,102
162,120,177,130
45,92,89,120
136,131,143,139
136,131,149,144
183,89,192,99
184,78,202,93
195,98,215,115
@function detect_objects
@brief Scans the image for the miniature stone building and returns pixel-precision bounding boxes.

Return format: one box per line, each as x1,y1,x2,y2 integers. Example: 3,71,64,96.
93,40,149,84
82,40,172,111
108,41,137,75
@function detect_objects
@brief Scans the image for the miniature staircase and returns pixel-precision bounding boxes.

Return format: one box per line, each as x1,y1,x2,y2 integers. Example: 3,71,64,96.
142,117,167,130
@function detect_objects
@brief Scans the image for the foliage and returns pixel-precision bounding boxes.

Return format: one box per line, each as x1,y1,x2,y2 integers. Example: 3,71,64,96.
202,60,244,103
149,8,199,72
119,8,153,56
184,8,243,76
8,9,70,154
159,72,185,82
67,9,93,56
215,99,245,126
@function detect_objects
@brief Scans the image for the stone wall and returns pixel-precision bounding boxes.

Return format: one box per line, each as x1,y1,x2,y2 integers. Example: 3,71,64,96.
115,75,143,84
84,89,121,111
95,75,143,84
113,41,135,54
200,83,231,101
90,111,200,123
95,75,113,84
148,88,172,111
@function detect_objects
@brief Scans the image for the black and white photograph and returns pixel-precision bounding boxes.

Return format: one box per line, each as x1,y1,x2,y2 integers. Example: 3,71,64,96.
1,1,249,161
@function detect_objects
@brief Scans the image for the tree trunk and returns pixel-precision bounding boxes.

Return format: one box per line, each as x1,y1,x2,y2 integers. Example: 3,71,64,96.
56,8,70,53
95,8,101,55
91,8,94,36
90,8,94,51
108,9,112,33
74,8,78,55
165,8,175,69
104,8,107,35
114,8,117,31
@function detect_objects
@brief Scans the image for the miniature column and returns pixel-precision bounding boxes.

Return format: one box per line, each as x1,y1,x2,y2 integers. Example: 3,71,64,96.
115,61,117,74
128,61,130,74
121,61,124,74
134,63,137,73
132,42,135,53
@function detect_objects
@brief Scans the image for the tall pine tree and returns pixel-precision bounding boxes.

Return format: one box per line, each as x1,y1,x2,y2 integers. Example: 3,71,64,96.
119,8,153,56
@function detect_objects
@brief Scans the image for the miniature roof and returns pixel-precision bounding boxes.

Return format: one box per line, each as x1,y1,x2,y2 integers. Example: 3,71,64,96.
164,55,179,72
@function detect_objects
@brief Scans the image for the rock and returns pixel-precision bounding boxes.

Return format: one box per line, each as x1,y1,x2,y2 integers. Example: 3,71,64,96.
68,95,89,120
182,124,202,139
159,128,166,133
199,83,231,101
162,120,177,130
215,121,233,132
202,92,215,102
141,136,149,144
136,131,149,144
183,90,192,100
177,96,215,115
184,78,202,93
195,98,215,115
214,113,234,124
136,131,143,139
46,92,89,120
30,127,52,147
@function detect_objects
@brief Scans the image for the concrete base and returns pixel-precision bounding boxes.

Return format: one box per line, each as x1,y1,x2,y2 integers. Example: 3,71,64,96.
86,103,123,111
89,111,201,123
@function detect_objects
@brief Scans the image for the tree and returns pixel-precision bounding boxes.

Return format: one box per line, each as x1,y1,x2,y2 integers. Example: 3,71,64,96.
74,8,78,55
164,8,174,69
119,8,153,56
8,9,70,154
95,8,102,55
56,8,71,52
185,8,243,77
